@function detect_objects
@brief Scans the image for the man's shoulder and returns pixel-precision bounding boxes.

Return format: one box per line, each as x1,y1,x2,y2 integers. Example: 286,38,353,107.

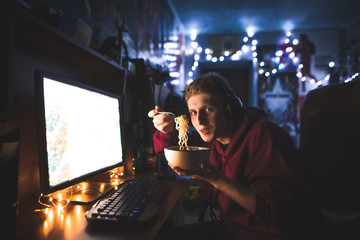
247,116,289,141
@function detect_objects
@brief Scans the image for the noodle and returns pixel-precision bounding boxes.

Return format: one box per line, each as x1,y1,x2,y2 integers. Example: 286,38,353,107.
174,115,189,150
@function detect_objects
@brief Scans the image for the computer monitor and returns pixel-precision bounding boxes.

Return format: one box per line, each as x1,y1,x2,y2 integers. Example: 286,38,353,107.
35,70,125,203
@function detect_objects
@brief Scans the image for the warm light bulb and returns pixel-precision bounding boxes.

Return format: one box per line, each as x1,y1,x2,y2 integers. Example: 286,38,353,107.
57,203,63,214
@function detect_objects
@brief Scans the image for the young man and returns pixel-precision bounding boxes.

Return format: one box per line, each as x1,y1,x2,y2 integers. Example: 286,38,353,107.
148,72,322,240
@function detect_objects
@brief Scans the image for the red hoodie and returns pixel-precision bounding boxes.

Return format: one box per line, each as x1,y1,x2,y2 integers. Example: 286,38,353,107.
153,107,322,240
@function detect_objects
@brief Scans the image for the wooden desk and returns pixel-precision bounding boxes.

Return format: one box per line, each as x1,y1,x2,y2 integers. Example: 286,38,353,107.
14,179,189,240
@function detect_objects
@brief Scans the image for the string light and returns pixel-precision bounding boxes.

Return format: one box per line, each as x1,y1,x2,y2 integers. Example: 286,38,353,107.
34,193,70,215
184,30,357,91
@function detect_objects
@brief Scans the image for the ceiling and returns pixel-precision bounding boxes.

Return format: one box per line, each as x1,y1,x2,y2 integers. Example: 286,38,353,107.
169,0,360,35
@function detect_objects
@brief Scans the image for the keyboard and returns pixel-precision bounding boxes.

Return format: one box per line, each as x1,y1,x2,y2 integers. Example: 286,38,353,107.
85,179,161,224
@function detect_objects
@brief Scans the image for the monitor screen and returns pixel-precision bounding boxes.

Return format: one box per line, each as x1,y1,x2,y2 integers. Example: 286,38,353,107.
36,70,124,195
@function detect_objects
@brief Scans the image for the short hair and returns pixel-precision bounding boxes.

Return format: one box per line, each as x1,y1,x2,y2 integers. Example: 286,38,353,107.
183,72,235,102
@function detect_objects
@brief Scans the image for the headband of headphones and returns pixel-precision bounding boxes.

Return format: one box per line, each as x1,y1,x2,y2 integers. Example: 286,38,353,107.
198,72,235,97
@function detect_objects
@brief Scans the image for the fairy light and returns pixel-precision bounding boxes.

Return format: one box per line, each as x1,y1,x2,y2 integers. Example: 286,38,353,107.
190,41,198,49
241,45,249,53
236,50,242,56
57,203,64,214
183,30,352,91
132,157,135,175
275,50,283,57
231,54,240,61
190,29,197,41
35,193,70,215
110,167,125,186
183,30,335,91
184,31,260,84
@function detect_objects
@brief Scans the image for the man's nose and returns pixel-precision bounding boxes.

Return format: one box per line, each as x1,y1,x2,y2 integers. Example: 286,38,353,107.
196,111,207,125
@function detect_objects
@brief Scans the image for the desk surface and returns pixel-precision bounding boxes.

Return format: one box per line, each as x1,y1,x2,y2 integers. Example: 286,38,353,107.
14,178,189,240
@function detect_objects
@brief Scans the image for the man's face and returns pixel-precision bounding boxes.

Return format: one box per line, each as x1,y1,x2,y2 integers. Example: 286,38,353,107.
187,93,231,144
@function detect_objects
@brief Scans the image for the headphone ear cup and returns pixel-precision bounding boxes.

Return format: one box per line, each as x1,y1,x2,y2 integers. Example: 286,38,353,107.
224,96,243,118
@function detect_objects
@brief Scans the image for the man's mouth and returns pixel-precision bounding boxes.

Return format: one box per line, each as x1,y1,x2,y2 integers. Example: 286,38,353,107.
199,127,210,135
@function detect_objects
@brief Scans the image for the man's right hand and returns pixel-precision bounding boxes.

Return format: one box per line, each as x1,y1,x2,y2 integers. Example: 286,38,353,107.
148,105,175,134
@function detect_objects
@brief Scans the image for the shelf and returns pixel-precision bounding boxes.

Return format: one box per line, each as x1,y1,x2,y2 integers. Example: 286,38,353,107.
13,3,125,72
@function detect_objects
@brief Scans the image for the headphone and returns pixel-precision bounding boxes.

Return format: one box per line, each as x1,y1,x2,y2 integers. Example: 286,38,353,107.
183,73,245,120
183,74,244,119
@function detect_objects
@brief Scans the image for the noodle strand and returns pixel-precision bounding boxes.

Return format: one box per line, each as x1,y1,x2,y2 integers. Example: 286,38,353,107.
174,115,189,150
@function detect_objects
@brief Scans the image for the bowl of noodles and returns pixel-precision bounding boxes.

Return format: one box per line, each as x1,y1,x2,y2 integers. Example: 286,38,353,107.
164,145,210,169
164,114,210,169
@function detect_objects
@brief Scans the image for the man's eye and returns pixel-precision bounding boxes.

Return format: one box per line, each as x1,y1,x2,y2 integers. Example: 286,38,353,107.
206,107,213,112
189,111,196,115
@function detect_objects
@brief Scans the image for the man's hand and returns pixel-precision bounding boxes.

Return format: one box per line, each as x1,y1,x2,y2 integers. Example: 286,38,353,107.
148,105,175,134
169,162,224,186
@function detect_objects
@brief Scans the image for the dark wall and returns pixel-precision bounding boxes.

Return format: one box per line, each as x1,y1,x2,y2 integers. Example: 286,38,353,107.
17,0,181,60
8,5,126,201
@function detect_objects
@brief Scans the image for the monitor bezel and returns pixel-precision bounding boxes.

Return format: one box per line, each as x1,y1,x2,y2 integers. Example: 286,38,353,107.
35,70,125,195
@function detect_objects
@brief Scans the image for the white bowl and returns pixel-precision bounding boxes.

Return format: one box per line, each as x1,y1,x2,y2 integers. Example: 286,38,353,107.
164,146,210,169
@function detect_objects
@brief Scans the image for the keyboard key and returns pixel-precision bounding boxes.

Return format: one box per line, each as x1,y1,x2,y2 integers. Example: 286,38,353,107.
86,179,160,223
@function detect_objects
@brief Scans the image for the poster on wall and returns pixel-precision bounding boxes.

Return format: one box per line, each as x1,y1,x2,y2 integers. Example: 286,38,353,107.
257,72,299,144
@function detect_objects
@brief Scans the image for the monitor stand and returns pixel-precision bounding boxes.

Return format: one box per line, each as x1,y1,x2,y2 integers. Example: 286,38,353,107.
69,181,115,204
50,181,118,205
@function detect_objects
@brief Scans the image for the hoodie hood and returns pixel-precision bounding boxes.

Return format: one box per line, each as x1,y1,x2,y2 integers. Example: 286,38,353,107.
213,106,268,158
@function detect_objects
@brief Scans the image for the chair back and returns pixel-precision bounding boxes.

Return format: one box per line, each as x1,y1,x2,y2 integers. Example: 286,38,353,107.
299,80,360,213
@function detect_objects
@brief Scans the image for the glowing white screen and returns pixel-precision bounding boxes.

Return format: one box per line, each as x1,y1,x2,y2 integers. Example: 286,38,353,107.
43,77,123,187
